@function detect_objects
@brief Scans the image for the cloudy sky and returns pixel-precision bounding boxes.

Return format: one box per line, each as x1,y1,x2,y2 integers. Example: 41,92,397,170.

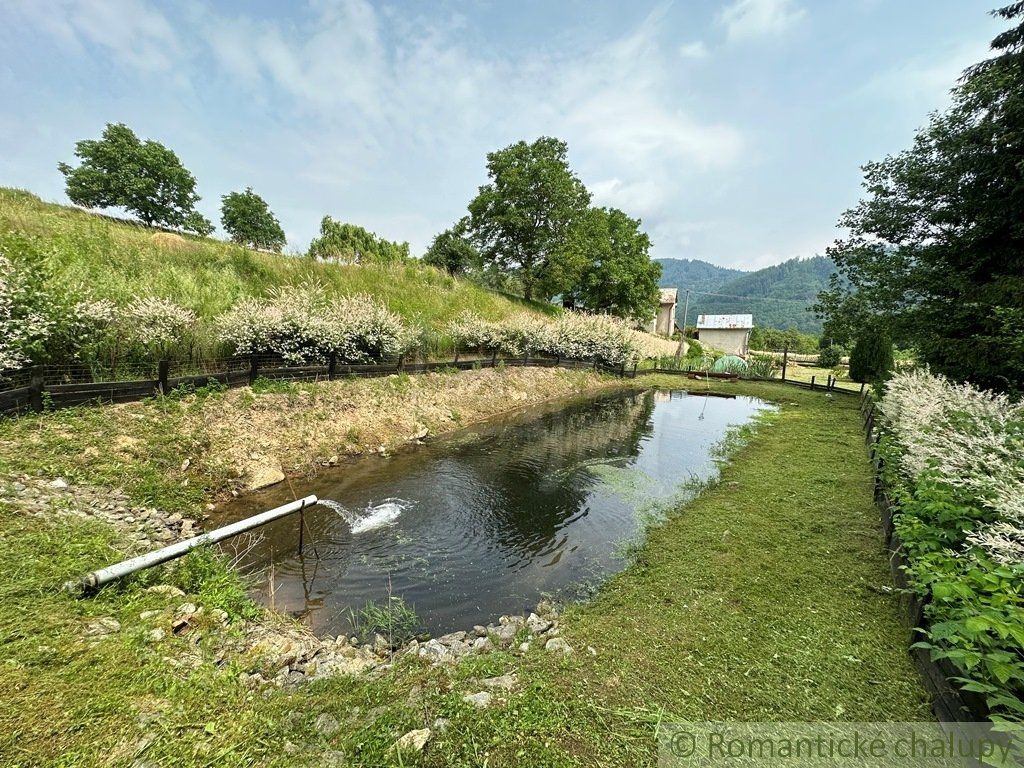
0,0,1004,269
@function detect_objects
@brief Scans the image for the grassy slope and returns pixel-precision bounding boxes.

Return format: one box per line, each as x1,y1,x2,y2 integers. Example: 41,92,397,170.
0,187,552,325
0,377,929,766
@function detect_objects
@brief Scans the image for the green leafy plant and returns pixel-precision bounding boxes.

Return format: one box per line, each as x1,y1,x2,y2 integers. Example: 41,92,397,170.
347,596,419,648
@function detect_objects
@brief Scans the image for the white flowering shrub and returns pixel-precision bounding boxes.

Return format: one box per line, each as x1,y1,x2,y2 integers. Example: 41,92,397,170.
121,297,197,351
325,294,415,362
0,255,54,373
541,312,638,366
445,311,502,353
218,285,415,364
446,311,641,365
879,369,1024,564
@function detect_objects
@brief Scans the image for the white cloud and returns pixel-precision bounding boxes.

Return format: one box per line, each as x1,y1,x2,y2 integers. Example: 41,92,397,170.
7,0,180,72
679,41,709,59
719,0,806,42
6,0,745,257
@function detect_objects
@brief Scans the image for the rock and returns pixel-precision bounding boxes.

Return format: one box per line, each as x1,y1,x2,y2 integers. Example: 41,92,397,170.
175,602,198,616
315,713,340,736
85,617,121,636
462,691,492,708
372,634,391,654
432,717,450,734
210,609,229,625
481,673,517,690
242,457,285,491
525,613,552,635
472,625,488,638
536,598,558,617
518,642,530,653
472,637,494,653
438,630,467,645
147,628,166,642
49,478,69,490
139,610,165,621
545,637,573,655
494,622,519,646
417,639,453,663
146,584,185,598
396,728,431,753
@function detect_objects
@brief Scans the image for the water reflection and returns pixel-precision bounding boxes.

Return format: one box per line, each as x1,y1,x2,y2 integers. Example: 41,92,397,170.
212,389,769,635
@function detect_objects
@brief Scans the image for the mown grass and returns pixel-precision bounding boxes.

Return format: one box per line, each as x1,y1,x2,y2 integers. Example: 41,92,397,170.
0,187,555,326
0,377,930,766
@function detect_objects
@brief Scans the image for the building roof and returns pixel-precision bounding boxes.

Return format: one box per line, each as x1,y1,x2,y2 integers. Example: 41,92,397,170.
696,313,753,329
659,288,678,305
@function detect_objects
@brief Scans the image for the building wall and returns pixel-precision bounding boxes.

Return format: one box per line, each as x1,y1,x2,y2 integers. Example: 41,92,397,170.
655,303,675,336
697,328,751,356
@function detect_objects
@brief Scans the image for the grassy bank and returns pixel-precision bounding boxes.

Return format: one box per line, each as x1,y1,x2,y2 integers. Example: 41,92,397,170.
0,375,929,766
0,187,552,326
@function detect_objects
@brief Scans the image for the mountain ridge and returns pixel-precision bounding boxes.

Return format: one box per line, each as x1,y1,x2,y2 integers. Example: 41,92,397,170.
655,255,835,334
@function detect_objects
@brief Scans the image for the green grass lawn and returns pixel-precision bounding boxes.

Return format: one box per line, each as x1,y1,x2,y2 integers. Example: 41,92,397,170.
0,377,929,767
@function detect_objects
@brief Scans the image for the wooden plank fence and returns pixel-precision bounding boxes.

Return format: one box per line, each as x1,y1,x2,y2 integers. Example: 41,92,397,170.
0,354,635,418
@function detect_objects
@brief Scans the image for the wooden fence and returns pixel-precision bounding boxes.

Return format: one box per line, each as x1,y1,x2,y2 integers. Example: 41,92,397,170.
0,354,635,418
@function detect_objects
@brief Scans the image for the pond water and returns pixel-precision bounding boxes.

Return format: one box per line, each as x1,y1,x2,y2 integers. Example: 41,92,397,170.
211,388,771,636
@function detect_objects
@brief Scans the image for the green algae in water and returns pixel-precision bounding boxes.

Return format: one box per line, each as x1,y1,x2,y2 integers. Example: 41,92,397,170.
586,462,658,504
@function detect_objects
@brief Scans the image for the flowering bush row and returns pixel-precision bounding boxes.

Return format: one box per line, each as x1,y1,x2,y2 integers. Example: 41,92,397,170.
217,284,419,364
446,310,641,366
877,370,1024,722
879,369,1024,564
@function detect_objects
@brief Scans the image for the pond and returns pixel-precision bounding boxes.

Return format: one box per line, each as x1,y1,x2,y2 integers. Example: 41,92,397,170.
211,388,772,636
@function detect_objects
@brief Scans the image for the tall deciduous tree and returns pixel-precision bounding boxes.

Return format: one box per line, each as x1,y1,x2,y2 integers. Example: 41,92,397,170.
58,123,209,233
467,137,590,301
563,207,661,322
221,188,287,252
308,216,409,264
818,4,1024,391
423,219,479,275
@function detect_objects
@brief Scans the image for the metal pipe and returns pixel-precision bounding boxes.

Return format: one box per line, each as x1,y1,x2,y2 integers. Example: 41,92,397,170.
66,494,318,593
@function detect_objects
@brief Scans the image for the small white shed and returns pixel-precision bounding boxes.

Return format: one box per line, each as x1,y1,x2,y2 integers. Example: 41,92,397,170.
696,314,753,356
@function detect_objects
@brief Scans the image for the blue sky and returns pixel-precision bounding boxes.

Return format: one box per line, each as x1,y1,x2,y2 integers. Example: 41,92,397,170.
0,0,1005,269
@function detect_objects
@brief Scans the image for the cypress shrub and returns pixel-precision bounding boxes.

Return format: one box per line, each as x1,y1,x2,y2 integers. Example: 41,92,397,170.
849,327,894,383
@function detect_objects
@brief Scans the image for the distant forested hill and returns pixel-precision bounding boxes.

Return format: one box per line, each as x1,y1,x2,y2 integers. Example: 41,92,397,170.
655,255,836,334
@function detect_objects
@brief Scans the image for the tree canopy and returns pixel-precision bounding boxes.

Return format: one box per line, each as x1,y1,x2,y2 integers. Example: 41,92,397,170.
563,207,661,322
58,123,210,234
220,188,286,252
308,216,410,264
467,137,591,301
423,219,479,275
818,3,1024,391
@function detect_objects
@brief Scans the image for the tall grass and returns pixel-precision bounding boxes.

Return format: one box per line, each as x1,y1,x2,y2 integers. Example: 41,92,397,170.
0,187,555,328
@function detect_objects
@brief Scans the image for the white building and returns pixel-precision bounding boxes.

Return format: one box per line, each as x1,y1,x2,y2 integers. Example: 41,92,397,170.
696,314,753,356
650,288,678,336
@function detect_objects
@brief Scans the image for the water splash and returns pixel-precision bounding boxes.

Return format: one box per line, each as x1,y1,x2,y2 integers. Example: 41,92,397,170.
318,498,413,534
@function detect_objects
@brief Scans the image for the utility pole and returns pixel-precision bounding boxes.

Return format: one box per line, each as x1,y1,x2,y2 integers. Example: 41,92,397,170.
675,289,691,358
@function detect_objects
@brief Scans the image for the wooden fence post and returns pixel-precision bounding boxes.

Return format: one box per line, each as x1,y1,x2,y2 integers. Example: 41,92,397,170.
781,345,789,381
248,354,259,385
29,366,44,412
592,356,598,371
453,346,460,364
328,352,338,380
810,375,816,390
157,360,169,395
632,363,638,378
620,362,626,377
397,354,405,372
491,351,498,367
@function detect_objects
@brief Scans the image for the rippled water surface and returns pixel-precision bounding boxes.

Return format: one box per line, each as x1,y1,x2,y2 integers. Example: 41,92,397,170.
211,388,770,635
